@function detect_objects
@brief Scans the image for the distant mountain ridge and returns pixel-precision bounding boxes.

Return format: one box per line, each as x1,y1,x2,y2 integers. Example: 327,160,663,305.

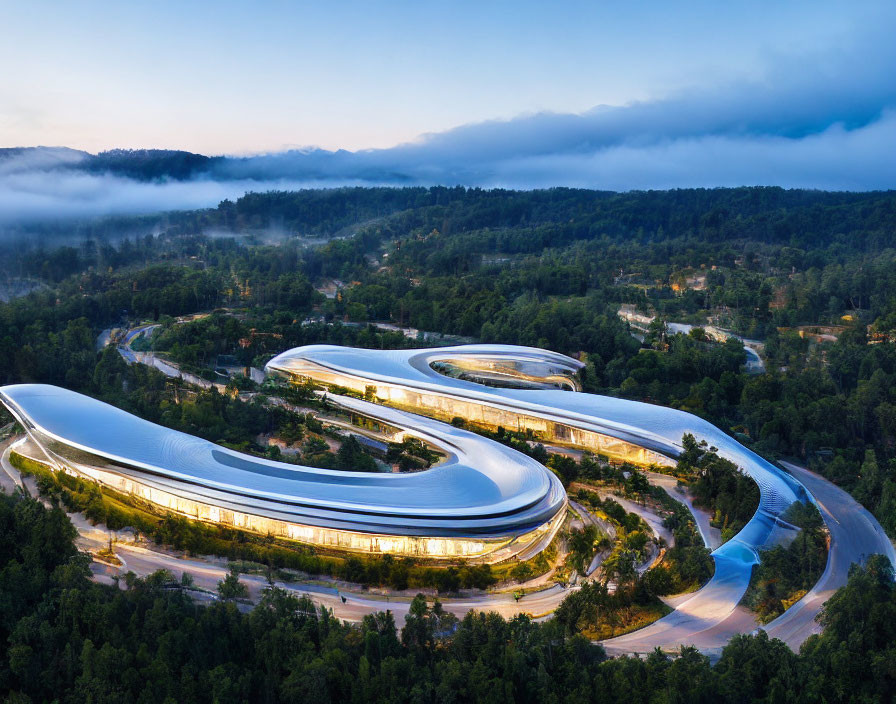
0,146,90,171
0,145,423,185
85,149,224,181
0,145,387,184
0,138,892,228
0,146,221,182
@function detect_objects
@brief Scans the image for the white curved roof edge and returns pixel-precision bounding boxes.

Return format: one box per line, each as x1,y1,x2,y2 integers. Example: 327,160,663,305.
266,344,812,562
0,384,566,536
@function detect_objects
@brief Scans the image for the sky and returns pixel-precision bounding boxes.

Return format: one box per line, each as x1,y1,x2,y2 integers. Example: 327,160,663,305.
1,0,889,153
0,0,894,220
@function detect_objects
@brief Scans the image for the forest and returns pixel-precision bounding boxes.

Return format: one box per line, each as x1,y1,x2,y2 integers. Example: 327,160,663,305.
1,186,896,699
0,492,894,703
2,186,895,534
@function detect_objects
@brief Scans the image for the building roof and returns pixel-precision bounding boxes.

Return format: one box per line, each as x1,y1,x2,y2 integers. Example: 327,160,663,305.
266,344,808,550
0,383,565,538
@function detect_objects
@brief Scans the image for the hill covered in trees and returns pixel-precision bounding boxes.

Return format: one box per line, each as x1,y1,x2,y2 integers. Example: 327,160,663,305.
1,185,896,699
1,186,896,538
0,491,894,703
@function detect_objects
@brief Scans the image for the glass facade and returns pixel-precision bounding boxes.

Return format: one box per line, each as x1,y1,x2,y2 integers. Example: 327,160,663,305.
0,383,568,564
14,436,566,562
275,357,674,469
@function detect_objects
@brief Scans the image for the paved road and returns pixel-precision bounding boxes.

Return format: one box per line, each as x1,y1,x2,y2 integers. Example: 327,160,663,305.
115,324,229,391
117,323,159,363
761,462,896,649
603,462,896,655
569,499,616,539
569,499,615,576
602,540,757,655
0,437,23,494
630,319,765,374
570,488,671,577
647,471,722,549
115,542,577,622
600,489,674,547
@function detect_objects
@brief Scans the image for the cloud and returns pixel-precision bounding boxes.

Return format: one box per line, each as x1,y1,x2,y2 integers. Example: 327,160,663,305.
478,111,896,191
214,21,896,188
211,109,896,192
0,169,372,225
0,19,894,226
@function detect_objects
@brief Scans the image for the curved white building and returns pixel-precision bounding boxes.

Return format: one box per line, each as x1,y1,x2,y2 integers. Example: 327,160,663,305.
267,344,812,629
1,340,812,619
0,384,567,562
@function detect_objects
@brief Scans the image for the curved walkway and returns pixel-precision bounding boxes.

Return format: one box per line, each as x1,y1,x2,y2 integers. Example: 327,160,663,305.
761,462,896,649
568,499,615,576
267,344,894,652
36,333,896,652
646,471,722,550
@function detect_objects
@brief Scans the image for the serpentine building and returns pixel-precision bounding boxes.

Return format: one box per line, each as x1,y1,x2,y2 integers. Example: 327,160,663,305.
266,344,813,622
0,382,566,563
1,343,809,587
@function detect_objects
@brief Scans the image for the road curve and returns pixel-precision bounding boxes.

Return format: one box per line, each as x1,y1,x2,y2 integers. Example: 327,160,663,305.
266,344,815,649
605,461,896,655
12,335,896,653
761,461,896,648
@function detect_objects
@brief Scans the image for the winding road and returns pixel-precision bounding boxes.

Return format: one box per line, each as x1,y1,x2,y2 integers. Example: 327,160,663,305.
266,344,896,652
50,332,896,653
761,462,896,648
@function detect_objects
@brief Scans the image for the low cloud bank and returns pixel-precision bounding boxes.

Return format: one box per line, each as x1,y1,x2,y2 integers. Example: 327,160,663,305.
0,164,366,224
213,25,896,189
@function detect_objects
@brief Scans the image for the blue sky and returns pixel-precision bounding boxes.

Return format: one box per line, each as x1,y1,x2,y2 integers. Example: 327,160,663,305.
0,0,893,216
2,0,890,153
